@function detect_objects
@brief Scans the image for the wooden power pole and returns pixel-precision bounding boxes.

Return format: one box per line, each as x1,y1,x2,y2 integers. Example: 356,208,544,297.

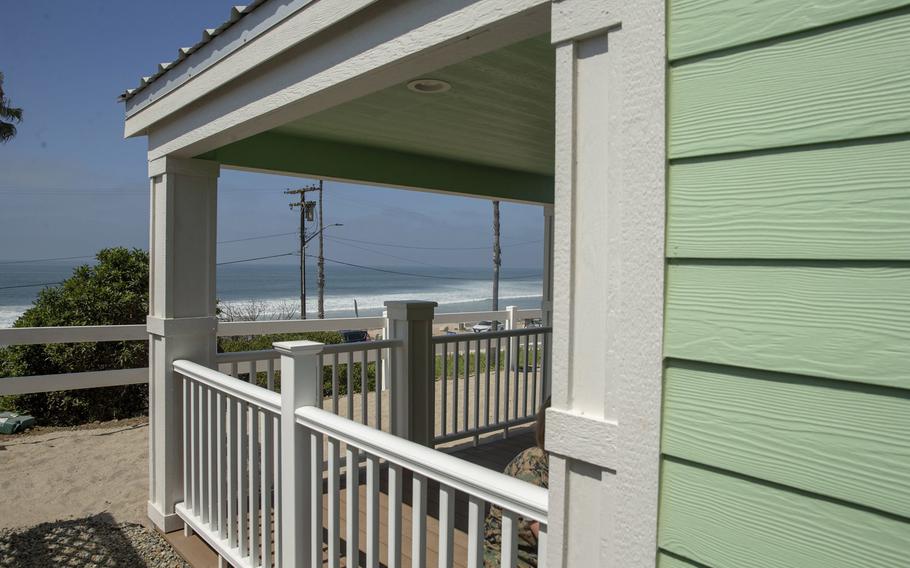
317,180,326,319
286,186,318,319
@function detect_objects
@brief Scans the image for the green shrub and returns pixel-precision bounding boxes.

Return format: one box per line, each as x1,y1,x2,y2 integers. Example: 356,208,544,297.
0,248,149,425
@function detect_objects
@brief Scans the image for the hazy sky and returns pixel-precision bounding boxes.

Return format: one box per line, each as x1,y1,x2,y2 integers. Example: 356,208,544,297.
0,1,545,270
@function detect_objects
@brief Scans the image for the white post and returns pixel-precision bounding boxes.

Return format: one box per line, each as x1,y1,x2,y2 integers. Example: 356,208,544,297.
506,305,519,371
548,2,666,567
274,340,324,568
542,205,554,398
384,300,437,445
146,156,219,533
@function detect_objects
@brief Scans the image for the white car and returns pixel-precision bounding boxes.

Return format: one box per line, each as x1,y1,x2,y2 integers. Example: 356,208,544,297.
471,320,494,333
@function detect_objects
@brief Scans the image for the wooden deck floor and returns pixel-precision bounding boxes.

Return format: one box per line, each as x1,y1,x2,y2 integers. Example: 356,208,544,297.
167,427,536,567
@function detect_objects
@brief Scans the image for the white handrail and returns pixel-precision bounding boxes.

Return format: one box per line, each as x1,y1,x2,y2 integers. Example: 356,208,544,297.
296,406,548,522
215,349,279,364
219,316,385,336
0,368,148,396
432,326,552,343
321,338,402,353
173,359,281,415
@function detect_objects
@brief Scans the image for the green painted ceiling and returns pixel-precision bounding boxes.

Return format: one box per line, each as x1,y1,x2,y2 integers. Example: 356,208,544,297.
274,35,555,176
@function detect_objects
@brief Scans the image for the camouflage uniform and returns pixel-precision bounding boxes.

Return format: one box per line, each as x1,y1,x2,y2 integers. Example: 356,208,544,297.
483,446,549,568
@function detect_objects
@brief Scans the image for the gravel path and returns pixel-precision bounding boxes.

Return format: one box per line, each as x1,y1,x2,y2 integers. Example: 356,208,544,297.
0,514,188,567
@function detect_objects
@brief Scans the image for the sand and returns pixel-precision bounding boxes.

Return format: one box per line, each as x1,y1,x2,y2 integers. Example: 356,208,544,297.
0,421,150,531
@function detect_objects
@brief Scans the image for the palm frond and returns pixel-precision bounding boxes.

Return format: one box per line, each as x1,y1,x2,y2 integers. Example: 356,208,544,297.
0,104,22,122
0,121,17,143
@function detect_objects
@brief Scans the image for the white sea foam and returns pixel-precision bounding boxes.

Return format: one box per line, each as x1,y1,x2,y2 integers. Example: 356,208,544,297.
0,306,31,328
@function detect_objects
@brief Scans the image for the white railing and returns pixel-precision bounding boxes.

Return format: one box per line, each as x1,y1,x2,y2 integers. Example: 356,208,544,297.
296,406,549,568
215,339,402,433
432,327,551,445
174,359,282,568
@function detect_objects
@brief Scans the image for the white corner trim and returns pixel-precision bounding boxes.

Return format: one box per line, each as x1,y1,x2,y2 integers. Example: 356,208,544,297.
551,0,621,45
545,408,618,470
148,156,220,179
147,315,218,337
147,500,184,533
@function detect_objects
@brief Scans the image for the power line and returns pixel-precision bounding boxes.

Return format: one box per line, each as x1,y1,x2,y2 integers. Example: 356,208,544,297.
326,235,542,251
327,237,452,270
0,254,96,265
217,231,298,244
308,254,541,281
217,252,295,266
0,281,63,290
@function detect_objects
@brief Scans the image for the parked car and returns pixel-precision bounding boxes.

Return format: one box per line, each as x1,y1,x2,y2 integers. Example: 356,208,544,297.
471,321,494,333
340,329,371,343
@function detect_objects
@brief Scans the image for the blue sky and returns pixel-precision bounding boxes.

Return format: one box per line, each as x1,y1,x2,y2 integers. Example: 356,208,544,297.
0,1,544,270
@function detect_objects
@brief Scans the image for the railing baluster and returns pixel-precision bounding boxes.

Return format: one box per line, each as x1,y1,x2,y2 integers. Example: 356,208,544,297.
438,484,454,568
388,463,402,568
441,341,448,437
374,347,382,431
494,336,501,427
230,361,238,379
532,333,540,411
332,353,339,414
261,410,273,568
501,510,518,568
238,400,249,557
473,338,481,443
467,495,484,568
216,391,227,539
346,354,354,420
182,377,192,530
361,348,368,425
346,446,360,567
538,522,548,568
310,430,324,568
272,413,282,565
249,407,260,565
522,334,530,418
453,341,459,434
249,360,258,385
503,336,511,427
511,339,519,425
412,472,427,568
266,358,275,391
463,340,469,435
207,386,215,527
485,337,492,428
328,437,341,568
366,453,380,568
227,396,237,547
196,382,205,518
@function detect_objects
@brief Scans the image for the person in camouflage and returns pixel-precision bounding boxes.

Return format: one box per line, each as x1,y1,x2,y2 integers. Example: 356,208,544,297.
483,397,550,567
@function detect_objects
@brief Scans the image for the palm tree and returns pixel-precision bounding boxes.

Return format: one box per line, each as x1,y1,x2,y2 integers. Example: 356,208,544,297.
0,72,23,143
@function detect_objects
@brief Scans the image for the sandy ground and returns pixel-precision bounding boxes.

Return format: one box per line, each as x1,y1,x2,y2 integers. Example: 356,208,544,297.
0,421,150,531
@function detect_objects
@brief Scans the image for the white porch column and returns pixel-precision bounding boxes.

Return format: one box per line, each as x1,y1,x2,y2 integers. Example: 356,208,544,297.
541,204,554,398
547,1,666,568
146,156,220,532
384,300,437,445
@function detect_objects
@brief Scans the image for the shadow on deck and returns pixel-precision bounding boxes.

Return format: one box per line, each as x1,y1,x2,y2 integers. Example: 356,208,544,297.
167,426,537,567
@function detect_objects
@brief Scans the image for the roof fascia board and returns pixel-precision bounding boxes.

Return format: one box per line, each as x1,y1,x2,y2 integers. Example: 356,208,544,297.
126,0,378,135
202,131,554,204
126,0,321,118
142,0,550,160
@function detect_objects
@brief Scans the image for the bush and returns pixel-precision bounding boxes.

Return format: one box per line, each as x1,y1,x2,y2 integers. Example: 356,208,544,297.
0,248,149,425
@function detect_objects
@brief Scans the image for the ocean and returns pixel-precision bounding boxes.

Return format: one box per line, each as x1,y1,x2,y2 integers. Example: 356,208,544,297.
0,261,543,327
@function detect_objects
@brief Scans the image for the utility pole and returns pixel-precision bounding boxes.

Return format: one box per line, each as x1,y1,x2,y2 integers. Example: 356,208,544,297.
286,186,318,319
492,200,501,317
317,180,326,319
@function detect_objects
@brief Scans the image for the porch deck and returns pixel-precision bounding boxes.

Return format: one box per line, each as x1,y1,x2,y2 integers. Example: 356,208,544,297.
167,427,537,567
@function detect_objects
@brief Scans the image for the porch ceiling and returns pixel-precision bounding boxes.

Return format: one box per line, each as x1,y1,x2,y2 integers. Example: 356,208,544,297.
200,35,555,203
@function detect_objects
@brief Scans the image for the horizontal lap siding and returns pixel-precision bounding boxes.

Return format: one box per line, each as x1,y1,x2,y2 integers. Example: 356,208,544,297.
662,4,910,568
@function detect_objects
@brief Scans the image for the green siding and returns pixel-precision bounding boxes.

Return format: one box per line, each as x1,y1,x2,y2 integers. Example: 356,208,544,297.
663,362,910,517
669,0,910,59
663,5,910,567
669,10,910,158
659,460,910,568
667,138,910,259
664,263,910,388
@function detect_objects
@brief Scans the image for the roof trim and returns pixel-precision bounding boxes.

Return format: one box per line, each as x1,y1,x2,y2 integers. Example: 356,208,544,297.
121,0,313,115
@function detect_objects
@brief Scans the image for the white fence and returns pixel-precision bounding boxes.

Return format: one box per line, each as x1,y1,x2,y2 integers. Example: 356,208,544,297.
0,308,540,397
173,340,548,568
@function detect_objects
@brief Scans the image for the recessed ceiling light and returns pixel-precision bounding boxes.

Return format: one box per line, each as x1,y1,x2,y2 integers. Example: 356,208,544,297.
407,79,451,94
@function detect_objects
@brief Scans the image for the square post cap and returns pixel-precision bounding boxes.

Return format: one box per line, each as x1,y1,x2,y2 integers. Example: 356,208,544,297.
384,300,438,320
273,340,324,356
